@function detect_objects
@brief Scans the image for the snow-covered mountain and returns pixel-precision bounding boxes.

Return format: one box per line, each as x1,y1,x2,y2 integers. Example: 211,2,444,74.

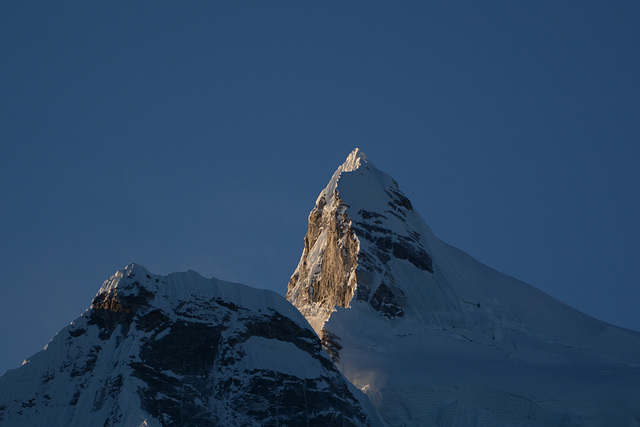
0,263,384,426
3,148,639,426
287,148,640,426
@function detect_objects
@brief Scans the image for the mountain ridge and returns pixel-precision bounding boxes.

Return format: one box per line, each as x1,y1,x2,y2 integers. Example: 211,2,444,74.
2,149,639,426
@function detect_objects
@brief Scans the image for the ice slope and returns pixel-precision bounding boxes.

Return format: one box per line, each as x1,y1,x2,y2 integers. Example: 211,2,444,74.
0,263,385,427
287,148,640,426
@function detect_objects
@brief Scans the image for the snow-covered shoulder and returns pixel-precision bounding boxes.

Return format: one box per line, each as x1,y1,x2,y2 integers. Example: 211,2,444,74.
95,263,304,323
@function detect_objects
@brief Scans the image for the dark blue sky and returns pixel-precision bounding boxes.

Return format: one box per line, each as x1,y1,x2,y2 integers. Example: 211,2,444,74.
2,2,639,375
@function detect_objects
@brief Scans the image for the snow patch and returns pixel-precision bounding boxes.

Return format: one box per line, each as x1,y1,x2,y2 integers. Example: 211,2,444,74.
240,336,325,379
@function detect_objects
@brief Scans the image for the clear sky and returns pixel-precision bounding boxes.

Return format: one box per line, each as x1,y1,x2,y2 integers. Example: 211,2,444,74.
1,2,639,375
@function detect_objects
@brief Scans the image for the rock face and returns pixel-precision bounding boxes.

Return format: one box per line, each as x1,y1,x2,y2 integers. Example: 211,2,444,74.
287,189,359,335
287,148,640,426
0,264,383,427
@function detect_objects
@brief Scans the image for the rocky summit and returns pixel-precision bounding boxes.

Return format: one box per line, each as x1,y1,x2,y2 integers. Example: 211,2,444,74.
0,264,383,426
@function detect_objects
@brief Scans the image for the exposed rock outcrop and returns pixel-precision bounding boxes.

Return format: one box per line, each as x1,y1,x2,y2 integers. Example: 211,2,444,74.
287,191,360,333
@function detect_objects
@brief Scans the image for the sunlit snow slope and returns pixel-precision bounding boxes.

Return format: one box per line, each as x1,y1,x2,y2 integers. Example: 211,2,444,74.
287,148,640,426
0,264,384,427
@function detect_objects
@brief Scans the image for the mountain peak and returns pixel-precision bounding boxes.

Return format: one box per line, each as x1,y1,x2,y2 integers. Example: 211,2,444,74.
1,265,384,426
94,263,157,299
315,148,380,207
288,150,640,425
288,149,430,334
342,148,370,172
